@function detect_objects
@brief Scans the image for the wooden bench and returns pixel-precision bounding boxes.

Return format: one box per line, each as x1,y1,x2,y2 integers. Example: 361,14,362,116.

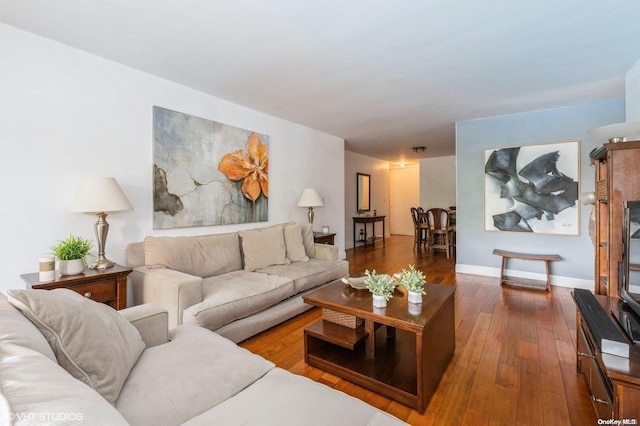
492,249,561,291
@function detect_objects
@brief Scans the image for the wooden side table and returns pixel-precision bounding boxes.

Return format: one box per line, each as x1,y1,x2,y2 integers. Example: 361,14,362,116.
20,264,131,310
313,232,336,245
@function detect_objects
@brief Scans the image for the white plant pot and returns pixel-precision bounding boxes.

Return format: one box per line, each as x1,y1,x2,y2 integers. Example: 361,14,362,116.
408,302,422,316
408,290,423,304
372,294,387,308
58,259,85,276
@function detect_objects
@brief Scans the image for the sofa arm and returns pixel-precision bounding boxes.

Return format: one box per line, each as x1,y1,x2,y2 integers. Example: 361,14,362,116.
119,304,168,348
130,267,203,330
313,243,338,261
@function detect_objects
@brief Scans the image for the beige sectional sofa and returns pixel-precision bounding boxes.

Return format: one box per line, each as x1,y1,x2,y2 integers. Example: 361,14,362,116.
0,290,405,425
126,222,349,342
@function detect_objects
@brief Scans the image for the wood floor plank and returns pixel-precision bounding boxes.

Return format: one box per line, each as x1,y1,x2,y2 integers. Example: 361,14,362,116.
433,366,475,425
541,374,572,425
458,312,491,370
238,235,597,425
461,348,500,426
516,357,544,425
489,384,518,425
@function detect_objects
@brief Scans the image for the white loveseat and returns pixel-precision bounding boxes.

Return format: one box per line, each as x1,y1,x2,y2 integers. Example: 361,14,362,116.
126,222,349,342
0,290,405,425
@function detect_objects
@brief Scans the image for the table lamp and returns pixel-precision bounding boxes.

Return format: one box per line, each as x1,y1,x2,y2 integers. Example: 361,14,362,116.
297,188,323,225
70,177,133,269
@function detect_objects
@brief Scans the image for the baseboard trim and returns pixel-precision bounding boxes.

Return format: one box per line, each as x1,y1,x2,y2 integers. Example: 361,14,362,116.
455,264,593,290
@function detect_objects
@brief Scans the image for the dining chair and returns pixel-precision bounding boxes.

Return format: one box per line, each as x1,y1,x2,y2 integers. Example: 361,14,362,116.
410,207,428,252
426,208,455,258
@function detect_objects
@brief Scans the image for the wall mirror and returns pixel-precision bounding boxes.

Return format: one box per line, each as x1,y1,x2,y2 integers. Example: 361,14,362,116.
357,173,371,212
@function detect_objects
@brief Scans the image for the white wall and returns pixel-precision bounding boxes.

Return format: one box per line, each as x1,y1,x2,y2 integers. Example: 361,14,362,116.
627,57,640,129
389,166,419,236
0,24,346,295
419,155,456,210
344,150,389,249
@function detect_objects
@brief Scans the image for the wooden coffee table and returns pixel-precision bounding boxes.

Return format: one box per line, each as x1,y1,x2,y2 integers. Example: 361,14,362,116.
303,280,455,413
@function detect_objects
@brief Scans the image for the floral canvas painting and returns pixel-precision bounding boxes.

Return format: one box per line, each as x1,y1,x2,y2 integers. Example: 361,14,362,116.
153,106,268,229
484,140,579,235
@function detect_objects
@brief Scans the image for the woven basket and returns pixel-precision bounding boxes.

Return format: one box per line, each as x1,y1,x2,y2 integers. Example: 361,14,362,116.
596,179,608,201
322,308,363,329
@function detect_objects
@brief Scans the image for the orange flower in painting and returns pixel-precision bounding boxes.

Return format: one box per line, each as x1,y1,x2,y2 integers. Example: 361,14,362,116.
218,132,269,202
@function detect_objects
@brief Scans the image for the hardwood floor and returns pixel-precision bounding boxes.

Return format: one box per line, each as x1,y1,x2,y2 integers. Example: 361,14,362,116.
239,235,597,425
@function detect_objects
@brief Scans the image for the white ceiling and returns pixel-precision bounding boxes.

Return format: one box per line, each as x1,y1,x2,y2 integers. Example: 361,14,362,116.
3,1,640,163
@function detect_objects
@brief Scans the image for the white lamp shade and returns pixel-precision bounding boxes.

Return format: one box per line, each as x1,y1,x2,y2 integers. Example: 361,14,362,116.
588,121,640,142
297,188,324,207
70,177,133,213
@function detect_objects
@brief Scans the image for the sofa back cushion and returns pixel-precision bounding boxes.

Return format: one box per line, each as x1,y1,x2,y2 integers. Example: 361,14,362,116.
239,225,290,272
125,241,145,268
144,232,242,277
7,289,145,405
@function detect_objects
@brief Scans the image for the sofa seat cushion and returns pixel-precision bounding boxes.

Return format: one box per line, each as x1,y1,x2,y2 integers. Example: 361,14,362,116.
0,342,129,425
181,367,404,426
258,258,349,293
182,271,294,330
7,289,145,405
116,324,274,426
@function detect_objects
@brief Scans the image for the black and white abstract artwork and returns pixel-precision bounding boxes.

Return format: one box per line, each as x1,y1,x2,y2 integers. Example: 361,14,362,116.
484,140,579,235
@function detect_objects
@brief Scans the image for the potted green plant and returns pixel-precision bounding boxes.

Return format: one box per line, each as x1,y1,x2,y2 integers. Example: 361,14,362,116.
51,235,93,276
396,264,426,304
364,269,396,308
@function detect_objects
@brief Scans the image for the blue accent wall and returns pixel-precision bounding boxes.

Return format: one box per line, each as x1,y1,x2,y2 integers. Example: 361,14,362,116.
456,99,625,283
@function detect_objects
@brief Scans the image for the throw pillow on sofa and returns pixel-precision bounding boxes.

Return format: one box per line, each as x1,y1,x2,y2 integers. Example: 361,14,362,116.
301,223,316,258
7,289,145,404
283,222,309,262
239,225,290,271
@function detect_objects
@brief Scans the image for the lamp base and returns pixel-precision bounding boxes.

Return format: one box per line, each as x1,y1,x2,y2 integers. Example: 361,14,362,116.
90,212,114,270
88,257,114,270
308,207,315,225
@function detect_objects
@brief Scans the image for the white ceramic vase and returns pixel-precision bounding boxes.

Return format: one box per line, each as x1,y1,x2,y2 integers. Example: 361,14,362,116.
408,290,423,304
408,302,422,316
372,294,387,308
58,259,85,276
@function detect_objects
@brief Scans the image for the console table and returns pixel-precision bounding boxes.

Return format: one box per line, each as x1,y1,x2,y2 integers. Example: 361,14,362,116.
352,215,385,248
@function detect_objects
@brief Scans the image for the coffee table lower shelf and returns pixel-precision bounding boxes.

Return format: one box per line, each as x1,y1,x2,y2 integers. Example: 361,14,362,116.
304,319,446,412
